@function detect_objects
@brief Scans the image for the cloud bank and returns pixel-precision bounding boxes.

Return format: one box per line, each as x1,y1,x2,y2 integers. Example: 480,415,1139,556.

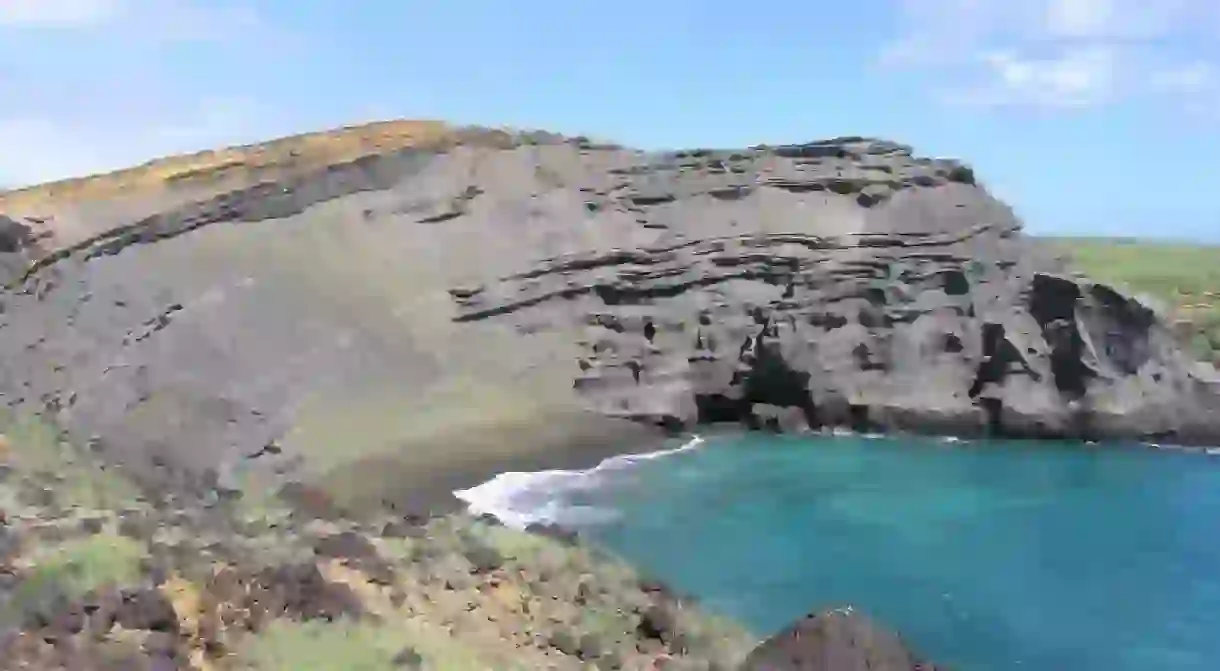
882,0,1220,109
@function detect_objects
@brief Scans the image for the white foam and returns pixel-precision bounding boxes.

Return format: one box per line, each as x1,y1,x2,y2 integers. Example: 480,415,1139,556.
452,435,706,530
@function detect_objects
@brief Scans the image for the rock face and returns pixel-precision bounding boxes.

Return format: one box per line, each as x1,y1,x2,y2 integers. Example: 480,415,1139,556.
0,214,42,286
740,608,942,671
0,131,1218,506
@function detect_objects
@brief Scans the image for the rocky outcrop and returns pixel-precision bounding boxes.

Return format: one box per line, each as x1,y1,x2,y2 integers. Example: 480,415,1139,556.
0,214,43,286
445,138,1220,445
740,608,942,671
0,130,1217,511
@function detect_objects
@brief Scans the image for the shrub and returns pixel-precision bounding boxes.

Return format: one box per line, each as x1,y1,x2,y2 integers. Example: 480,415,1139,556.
5,533,145,623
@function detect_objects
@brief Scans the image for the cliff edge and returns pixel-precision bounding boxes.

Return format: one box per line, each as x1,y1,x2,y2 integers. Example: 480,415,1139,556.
1,123,1217,515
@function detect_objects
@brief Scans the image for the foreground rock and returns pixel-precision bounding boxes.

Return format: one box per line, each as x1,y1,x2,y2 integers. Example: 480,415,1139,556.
1,125,1218,514
740,608,942,671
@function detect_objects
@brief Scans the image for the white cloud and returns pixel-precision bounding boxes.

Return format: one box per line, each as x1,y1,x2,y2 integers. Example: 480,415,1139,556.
945,46,1117,108
0,0,263,42
883,0,1220,110
1151,62,1214,94
0,0,119,27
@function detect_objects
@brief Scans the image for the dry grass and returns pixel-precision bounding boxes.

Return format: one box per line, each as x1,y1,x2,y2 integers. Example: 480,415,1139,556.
0,120,451,209
0,119,563,211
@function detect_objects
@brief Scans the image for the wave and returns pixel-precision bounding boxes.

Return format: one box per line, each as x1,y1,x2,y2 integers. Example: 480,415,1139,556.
452,435,706,530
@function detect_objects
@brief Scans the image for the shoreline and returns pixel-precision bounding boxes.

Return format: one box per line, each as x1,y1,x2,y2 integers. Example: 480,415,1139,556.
428,422,1220,533
362,420,681,519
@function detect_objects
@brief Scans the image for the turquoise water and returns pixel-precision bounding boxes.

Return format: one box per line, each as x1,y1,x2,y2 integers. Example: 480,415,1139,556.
564,434,1220,670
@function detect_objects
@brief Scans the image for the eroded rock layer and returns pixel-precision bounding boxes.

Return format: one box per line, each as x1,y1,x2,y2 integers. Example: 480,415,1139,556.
0,132,1217,507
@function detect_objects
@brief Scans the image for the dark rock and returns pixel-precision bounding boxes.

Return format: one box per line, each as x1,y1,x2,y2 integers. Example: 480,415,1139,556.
21,486,56,509
0,215,34,254
277,481,343,520
140,630,179,656
525,522,580,546
638,577,677,599
596,649,625,670
381,518,427,539
550,628,581,656
361,559,397,586
462,542,504,573
79,516,106,534
48,602,87,638
312,531,378,561
0,525,20,563
391,646,424,668
117,511,156,540
83,587,123,638
205,565,245,603
248,561,365,622
638,603,680,642
739,608,943,671
578,631,606,660
116,588,179,633
312,531,396,584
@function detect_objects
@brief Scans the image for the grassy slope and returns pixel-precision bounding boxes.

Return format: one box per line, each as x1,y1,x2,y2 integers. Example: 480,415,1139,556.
0,415,756,670
1045,236,1220,364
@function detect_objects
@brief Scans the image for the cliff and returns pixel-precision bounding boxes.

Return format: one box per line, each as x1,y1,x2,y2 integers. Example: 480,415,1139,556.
5,119,1206,669
0,123,1217,516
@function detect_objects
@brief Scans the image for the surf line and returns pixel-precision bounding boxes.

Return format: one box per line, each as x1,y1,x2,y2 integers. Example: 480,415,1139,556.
453,434,706,530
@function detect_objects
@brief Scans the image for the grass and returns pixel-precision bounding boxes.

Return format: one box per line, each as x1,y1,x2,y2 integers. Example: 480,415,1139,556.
0,120,452,209
229,605,529,671
1048,237,1220,363
0,411,140,511
4,533,146,624
230,618,427,671
0,120,578,212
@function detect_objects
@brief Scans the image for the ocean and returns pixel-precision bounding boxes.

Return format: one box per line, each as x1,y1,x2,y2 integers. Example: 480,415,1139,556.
455,432,1220,670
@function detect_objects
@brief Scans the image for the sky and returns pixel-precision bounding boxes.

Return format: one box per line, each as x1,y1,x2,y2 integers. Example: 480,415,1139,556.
1,1,1219,240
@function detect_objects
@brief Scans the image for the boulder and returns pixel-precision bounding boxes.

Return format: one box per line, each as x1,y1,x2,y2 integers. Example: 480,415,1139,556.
740,608,943,671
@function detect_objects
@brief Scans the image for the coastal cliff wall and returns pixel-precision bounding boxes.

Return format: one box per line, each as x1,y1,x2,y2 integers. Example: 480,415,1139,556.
1,130,1217,513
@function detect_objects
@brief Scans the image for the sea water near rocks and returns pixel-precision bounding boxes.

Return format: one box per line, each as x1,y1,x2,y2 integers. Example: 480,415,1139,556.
455,433,1220,670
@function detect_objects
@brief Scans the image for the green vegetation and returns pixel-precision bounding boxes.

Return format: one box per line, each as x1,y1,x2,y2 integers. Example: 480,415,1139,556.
229,610,529,671
0,411,139,510
1048,237,1220,364
231,619,429,671
5,533,146,623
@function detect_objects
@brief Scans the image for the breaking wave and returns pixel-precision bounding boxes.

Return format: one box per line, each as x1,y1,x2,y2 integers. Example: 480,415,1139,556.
452,435,706,530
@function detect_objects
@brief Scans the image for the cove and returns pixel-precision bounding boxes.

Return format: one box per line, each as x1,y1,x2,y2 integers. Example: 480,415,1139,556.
567,434,1220,670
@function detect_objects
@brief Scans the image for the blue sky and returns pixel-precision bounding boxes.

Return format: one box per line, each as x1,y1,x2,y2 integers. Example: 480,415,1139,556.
1,1,1219,240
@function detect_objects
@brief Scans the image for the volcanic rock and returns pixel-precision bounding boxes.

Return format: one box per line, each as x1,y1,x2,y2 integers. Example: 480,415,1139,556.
739,608,942,671
0,128,1215,515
